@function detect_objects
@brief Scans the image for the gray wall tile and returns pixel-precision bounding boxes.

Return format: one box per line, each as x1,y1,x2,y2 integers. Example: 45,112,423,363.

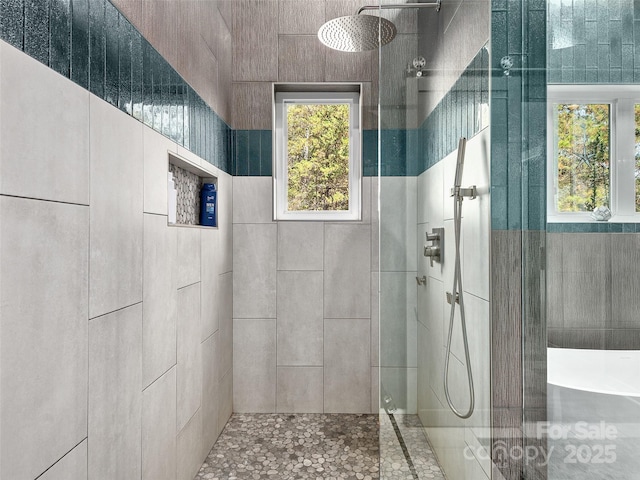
324,224,371,318
88,304,142,480
143,214,177,388
218,271,234,380
0,197,88,480
141,0,178,69
276,366,324,413
379,177,417,272
324,318,371,413
218,173,234,274
491,230,523,409
177,283,202,432
111,0,142,27
201,331,220,455
38,440,87,480
142,367,177,480
279,0,326,34
232,176,274,224
201,228,221,341
233,223,277,318
562,271,610,329
233,319,277,412
143,128,175,215
177,226,202,288
277,222,324,270
233,0,278,81
232,82,274,130
89,97,144,319
380,272,418,368
218,370,233,436
611,233,640,328
277,271,324,366
606,329,640,349
0,43,90,205
278,35,326,82
325,49,374,82
177,408,203,480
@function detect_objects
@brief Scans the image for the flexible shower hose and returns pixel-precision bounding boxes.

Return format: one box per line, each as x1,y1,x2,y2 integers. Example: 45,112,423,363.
443,184,475,419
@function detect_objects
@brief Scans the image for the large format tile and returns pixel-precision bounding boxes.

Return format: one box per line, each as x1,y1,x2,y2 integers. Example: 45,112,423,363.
177,283,203,432
201,332,220,454
231,82,273,130
232,0,278,82
89,96,144,319
277,271,324,366
217,172,234,274
611,233,640,328
143,213,177,388
177,408,204,480
201,228,220,340
379,177,417,272
0,197,88,480
279,0,325,34
233,223,277,318
233,319,277,412
278,35,326,82
380,272,418,368
324,224,371,319
88,304,142,480
218,271,234,380
0,42,89,205
276,366,324,413
232,176,274,224
177,226,201,288
142,367,177,480
218,370,233,436
144,127,176,215
39,440,87,480
324,318,371,413
277,222,324,271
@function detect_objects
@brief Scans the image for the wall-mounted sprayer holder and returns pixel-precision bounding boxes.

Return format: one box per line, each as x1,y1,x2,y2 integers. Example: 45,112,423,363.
424,227,444,267
416,275,427,286
450,186,477,199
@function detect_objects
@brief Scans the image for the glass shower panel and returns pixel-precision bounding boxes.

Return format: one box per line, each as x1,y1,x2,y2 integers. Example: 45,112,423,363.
542,1,640,479
377,3,492,480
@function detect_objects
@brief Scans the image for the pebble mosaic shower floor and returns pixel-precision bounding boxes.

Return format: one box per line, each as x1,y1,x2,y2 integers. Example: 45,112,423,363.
195,413,445,480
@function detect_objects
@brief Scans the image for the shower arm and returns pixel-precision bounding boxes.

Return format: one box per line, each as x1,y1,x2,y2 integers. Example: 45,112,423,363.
356,1,442,15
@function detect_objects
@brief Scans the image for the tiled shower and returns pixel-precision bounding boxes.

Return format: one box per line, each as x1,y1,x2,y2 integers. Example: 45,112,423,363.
3,0,640,479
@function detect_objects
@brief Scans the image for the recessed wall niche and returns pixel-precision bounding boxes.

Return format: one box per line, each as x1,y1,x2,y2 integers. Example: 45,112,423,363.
168,152,218,228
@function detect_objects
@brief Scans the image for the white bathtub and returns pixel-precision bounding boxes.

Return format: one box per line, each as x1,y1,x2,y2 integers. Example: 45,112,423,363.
547,347,640,397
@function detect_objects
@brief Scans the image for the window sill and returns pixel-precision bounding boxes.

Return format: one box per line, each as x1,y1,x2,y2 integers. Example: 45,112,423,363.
547,214,640,224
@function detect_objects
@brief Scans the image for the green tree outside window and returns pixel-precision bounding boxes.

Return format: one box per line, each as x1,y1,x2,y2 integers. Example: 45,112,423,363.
286,104,350,211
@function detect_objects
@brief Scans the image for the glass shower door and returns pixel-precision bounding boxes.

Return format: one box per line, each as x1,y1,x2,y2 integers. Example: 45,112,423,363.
376,3,492,480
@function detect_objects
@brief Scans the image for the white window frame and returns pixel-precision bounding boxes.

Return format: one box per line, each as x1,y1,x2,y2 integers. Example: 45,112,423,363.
273,89,361,221
547,85,640,223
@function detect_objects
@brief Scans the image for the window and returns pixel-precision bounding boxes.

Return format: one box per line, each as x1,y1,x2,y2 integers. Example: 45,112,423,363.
273,87,361,221
548,85,640,222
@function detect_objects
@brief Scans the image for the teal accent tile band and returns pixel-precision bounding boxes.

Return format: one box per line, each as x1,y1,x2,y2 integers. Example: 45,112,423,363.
548,0,640,84
0,0,233,174
418,46,489,176
233,129,380,177
491,0,546,231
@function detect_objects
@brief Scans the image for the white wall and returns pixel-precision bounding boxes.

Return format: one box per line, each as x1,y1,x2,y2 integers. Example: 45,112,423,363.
416,128,491,480
0,41,232,480
231,176,379,413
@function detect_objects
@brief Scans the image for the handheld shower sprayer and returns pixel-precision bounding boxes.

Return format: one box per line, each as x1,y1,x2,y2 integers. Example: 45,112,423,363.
444,137,476,419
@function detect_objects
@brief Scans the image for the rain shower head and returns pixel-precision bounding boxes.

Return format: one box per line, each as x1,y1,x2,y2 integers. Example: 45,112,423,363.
317,1,441,53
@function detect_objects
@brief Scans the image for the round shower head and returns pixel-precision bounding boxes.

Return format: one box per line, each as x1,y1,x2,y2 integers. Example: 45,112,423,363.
317,14,397,53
